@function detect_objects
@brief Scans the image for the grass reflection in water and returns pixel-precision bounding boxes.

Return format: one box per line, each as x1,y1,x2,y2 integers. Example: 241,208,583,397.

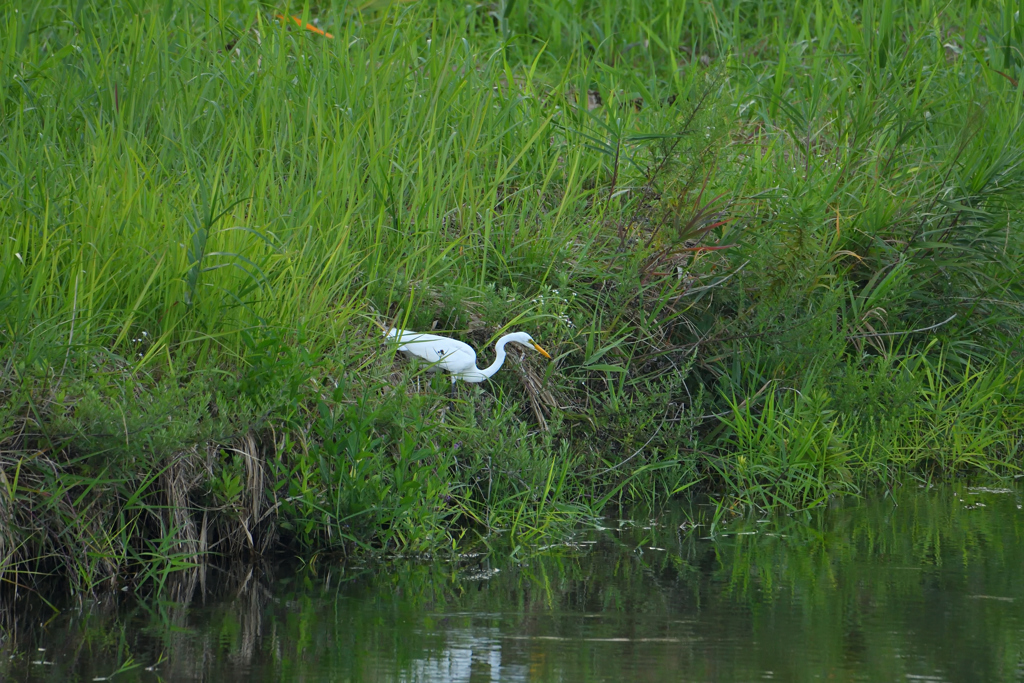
2,484,1022,682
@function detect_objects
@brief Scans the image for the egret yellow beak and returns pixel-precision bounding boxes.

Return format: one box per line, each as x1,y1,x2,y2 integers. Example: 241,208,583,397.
532,342,552,359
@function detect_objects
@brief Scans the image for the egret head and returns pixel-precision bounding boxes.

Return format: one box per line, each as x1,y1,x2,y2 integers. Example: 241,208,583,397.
504,332,551,359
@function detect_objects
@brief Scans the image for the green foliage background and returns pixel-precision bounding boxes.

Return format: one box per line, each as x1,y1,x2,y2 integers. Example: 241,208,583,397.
1,0,1022,591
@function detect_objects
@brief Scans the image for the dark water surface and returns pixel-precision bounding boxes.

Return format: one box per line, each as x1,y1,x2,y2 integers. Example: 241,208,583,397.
3,483,1023,682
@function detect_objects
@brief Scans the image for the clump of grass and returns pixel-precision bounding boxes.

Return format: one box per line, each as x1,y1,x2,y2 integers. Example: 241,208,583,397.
1,0,1023,592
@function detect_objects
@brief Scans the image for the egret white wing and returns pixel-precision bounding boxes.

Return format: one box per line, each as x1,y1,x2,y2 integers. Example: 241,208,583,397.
386,329,478,374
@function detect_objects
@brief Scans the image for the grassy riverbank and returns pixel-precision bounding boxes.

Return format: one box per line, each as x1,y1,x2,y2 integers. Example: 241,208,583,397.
2,0,1022,593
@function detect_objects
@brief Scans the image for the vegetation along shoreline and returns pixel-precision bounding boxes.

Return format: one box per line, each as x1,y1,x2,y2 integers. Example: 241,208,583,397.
1,0,1022,596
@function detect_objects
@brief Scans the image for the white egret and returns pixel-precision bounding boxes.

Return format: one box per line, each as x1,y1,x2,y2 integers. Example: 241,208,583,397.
385,328,552,386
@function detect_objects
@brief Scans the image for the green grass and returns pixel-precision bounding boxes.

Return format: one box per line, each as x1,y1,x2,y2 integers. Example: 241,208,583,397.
1,0,1022,593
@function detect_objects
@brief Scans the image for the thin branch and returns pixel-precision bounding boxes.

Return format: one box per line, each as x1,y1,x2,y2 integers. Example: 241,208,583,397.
847,314,957,340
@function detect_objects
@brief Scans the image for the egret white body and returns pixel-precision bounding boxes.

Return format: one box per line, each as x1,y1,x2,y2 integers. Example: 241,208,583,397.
386,328,551,384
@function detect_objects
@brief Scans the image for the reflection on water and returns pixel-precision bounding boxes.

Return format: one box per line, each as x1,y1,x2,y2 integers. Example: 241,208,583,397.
2,483,1023,682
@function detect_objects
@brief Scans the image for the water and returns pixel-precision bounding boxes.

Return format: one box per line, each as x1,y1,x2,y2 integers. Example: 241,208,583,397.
3,484,1023,682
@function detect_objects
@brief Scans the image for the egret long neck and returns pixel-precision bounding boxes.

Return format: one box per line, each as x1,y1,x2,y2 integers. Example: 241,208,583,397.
478,335,514,379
